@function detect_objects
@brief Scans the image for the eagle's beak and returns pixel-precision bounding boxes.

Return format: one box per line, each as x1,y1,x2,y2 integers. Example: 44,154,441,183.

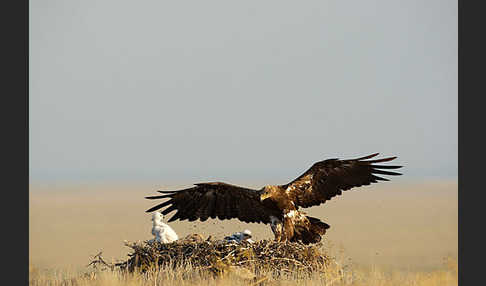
260,193,271,201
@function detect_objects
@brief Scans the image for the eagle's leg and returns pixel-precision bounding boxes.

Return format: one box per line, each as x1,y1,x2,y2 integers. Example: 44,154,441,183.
282,212,296,242
283,209,299,241
270,216,284,242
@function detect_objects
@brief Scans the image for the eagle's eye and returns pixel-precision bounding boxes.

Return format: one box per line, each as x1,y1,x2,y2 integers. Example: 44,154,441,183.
260,189,273,201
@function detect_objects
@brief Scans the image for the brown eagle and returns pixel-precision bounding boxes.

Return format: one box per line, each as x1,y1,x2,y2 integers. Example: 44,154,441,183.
145,153,402,244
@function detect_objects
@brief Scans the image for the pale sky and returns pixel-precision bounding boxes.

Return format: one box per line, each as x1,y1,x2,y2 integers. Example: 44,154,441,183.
30,0,457,185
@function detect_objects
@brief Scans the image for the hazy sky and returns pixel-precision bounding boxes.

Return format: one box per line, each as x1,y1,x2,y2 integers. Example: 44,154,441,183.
30,0,457,185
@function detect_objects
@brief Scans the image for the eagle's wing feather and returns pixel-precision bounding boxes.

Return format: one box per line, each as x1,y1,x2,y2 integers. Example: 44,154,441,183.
145,182,275,224
280,153,402,208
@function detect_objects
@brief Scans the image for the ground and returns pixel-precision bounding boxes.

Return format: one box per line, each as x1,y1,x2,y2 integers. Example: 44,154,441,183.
29,180,457,285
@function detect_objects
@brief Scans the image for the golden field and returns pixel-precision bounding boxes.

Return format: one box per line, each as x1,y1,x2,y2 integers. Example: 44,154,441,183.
29,180,457,285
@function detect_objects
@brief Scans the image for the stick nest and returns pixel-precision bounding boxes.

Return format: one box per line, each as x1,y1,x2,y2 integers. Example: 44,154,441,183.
90,234,332,278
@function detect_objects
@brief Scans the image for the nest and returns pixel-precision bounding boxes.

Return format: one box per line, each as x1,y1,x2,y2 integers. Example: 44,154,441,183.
89,234,331,279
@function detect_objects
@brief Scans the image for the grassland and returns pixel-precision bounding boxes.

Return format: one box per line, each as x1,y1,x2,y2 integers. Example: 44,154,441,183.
29,256,458,286
29,180,457,285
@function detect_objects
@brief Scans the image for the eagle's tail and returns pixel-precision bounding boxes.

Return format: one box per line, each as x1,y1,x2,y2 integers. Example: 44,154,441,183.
293,216,330,244
307,216,330,235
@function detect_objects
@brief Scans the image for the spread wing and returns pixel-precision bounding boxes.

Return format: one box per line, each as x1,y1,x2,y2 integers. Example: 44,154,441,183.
145,182,278,224
280,153,402,208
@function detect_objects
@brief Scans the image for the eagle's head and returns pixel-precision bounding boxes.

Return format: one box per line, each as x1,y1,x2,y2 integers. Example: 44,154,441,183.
260,185,279,201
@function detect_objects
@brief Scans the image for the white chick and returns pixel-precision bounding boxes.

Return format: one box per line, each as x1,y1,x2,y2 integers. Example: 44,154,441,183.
150,211,178,243
224,229,254,243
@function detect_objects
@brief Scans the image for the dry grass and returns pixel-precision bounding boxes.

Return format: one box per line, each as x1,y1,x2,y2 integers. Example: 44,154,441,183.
29,254,458,286
29,180,457,285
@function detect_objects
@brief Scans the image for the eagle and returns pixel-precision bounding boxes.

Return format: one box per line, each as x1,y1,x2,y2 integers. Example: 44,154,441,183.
145,153,402,244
